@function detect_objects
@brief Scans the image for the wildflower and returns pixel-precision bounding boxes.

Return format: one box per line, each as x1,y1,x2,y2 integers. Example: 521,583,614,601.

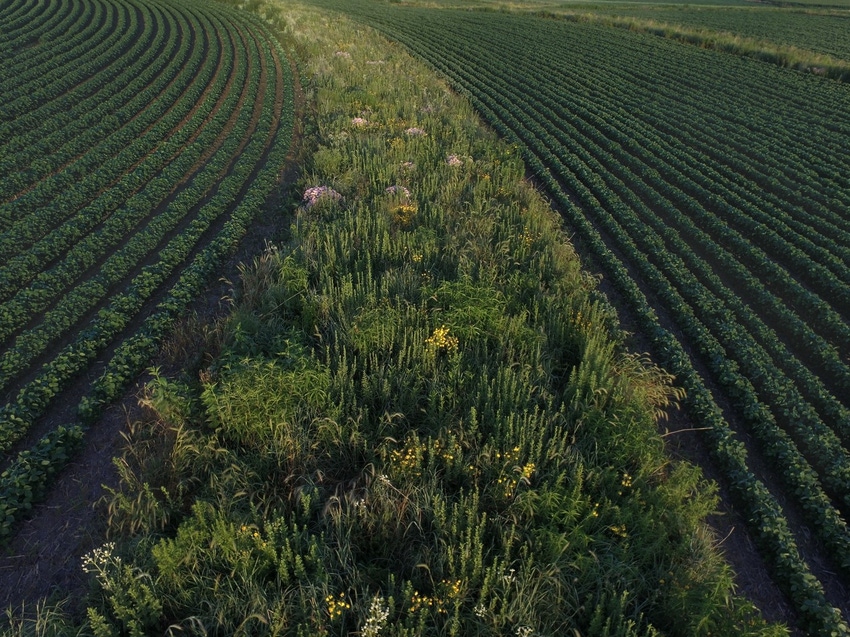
362,595,390,637
425,325,458,354
365,59,385,65
474,603,487,618
334,50,351,58
516,626,534,637
502,568,516,585
609,524,628,538
352,117,368,127
446,154,463,167
400,161,415,171
404,127,426,136
326,592,351,620
385,185,411,198
81,542,122,592
302,185,342,207
391,203,417,227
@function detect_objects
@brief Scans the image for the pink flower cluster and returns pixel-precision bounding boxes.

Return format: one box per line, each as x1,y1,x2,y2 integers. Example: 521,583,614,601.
352,117,368,127
303,186,342,207
446,154,463,167
404,127,426,136
385,185,411,198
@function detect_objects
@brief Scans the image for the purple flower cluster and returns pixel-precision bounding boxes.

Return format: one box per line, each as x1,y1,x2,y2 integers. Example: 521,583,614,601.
303,186,342,207
385,185,411,198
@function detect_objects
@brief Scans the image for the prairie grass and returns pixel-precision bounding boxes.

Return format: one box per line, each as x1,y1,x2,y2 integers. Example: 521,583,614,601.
3,1,786,636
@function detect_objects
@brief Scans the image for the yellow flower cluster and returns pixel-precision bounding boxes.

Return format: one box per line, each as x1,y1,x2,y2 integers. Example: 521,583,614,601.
425,325,458,354
494,446,534,498
431,438,458,463
441,578,463,599
609,524,628,539
519,227,535,249
326,592,351,620
572,310,593,332
391,439,424,477
408,580,463,614
409,591,446,614
392,203,417,227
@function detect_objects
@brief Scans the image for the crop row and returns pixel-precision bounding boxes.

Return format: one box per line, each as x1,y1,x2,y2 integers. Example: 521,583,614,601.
0,10,223,310
0,0,179,190
0,0,293,542
0,0,88,64
0,7,260,451
0,8,184,219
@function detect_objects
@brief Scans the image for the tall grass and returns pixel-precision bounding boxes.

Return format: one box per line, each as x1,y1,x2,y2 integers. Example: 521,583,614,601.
3,2,786,635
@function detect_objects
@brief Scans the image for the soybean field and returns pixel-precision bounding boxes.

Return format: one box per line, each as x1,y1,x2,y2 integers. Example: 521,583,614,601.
310,0,850,633
0,0,293,541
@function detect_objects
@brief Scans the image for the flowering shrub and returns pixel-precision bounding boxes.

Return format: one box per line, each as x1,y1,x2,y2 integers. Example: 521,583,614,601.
302,185,342,207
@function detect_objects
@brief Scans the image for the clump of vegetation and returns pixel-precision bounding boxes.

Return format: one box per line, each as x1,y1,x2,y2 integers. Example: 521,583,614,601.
2,1,784,636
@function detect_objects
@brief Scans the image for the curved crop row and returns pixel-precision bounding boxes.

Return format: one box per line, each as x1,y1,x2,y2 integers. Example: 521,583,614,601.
0,0,293,542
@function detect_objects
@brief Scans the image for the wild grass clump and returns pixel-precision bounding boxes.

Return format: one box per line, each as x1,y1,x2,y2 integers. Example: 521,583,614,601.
1,2,786,636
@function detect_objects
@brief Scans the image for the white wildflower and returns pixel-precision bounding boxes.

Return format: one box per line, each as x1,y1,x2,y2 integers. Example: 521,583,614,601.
361,595,390,637
446,154,463,167
404,127,426,136
352,117,368,127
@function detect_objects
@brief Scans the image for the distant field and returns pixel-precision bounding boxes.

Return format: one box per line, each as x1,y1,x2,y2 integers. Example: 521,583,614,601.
311,0,850,632
0,0,293,541
590,5,850,59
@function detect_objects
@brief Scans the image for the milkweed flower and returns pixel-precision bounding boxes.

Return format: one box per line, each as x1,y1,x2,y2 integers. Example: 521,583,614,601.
352,117,368,127
446,154,463,167
385,185,411,198
303,185,342,207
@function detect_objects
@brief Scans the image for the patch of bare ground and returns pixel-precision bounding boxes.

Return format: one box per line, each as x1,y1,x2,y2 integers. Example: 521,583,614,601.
0,32,305,616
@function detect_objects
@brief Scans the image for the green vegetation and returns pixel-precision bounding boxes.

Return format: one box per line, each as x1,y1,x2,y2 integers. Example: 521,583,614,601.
304,0,850,633
0,0,293,542
1,1,783,635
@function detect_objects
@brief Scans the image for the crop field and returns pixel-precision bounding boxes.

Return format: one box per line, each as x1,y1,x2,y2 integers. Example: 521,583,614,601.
2,0,850,634
0,0,293,542
305,0,850,633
